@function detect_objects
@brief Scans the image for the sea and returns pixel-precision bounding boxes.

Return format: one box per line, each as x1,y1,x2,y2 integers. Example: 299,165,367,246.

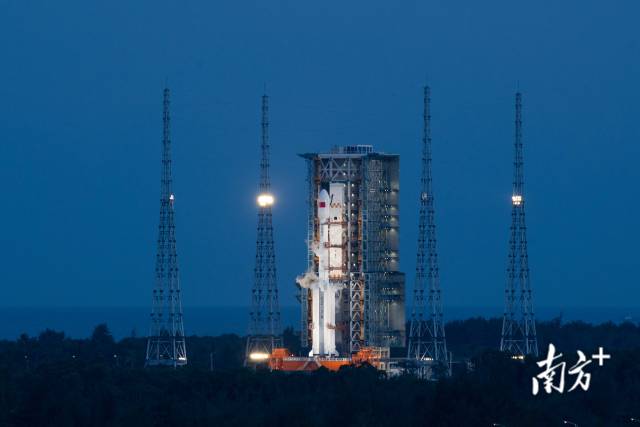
0,306,637,340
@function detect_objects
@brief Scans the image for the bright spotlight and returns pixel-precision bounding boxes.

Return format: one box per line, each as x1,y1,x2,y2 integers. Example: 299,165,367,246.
249,352,270,361
257,193,275,207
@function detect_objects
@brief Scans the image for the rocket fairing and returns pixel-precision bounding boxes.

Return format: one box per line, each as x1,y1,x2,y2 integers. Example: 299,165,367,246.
307,184,346,357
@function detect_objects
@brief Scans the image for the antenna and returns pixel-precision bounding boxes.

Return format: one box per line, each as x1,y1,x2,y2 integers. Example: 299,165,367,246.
407,85,448,374
500,92,539,357
245,91,283,365
146,87,187,367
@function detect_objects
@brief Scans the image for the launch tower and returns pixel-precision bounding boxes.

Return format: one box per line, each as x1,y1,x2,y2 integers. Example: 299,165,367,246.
299,145,405,354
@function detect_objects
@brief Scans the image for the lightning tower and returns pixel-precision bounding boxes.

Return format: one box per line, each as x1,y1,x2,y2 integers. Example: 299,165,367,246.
407,86,448,367
245,92,282,364
500,92,538,357
146,87,187,367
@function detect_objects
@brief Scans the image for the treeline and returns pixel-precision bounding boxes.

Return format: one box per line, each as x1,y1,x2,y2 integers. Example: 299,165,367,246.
446,316,640,359
0,318,637,426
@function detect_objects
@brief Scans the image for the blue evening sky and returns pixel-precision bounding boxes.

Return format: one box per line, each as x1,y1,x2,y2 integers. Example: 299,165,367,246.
0,1,638,310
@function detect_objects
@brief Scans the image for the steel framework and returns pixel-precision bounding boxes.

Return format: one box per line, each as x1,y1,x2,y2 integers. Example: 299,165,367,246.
245,93,282,364
300,146,405,354
146,87,187,367
500,92,539,357
407,86,448,366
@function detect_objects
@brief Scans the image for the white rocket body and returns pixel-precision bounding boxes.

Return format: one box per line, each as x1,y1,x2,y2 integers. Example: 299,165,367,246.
309,184,346,357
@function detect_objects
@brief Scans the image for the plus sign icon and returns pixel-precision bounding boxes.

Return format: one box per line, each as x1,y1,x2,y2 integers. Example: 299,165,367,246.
592,347,611,366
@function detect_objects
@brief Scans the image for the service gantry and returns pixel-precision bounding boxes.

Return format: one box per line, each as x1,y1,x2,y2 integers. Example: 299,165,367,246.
299,145,406,354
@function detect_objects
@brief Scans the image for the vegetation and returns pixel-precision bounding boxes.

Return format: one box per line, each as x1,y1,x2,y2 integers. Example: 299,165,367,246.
0,318,638,426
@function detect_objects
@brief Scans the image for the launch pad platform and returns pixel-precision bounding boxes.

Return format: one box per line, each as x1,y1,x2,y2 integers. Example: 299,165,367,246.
265,347,395,373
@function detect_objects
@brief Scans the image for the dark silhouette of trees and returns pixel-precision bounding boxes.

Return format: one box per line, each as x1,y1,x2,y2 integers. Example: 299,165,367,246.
0,318,637,426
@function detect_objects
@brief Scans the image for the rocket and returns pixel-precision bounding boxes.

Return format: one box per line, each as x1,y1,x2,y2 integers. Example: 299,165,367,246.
307,184,346,357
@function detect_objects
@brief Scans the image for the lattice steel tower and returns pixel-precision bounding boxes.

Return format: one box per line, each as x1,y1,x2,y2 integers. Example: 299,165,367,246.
245,92,282,364
500,92,538,357
407,86,448,364
145,87,187,367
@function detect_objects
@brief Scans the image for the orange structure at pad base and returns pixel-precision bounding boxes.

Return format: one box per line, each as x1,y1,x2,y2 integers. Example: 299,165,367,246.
268,348,386,372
